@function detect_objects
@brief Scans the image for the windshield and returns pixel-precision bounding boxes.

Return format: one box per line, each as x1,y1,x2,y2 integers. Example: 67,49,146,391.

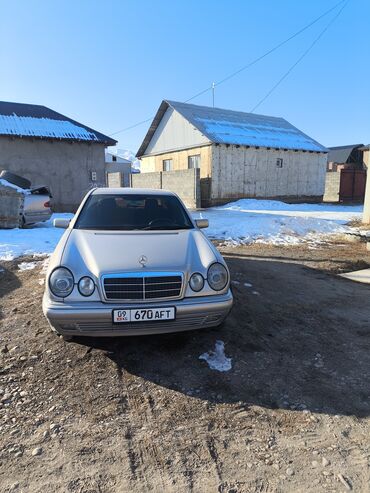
74,193,194,231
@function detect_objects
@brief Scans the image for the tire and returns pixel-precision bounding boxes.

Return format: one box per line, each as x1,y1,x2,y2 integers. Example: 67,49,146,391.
61,335,75,342
0,170,31,189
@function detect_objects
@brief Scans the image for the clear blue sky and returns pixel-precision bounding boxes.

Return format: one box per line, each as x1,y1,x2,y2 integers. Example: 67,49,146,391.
0,0,368,154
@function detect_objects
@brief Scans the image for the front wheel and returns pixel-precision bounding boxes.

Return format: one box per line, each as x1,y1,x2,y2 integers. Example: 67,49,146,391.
61,335,74,342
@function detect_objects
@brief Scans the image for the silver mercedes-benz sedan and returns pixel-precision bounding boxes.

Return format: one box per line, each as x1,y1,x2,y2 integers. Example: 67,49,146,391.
43,188,233,340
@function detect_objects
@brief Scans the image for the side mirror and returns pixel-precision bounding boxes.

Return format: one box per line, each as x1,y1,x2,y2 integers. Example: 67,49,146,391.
195,218,209,229
54,218,71,229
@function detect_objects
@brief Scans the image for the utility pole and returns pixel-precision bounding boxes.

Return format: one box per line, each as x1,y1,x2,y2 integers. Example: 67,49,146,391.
363,162,370,224
212,82,215,107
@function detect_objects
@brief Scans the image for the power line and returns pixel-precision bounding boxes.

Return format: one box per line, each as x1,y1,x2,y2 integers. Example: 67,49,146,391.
212,0,346,88
110,116,154,136
250,0,349,113
109,0,347,137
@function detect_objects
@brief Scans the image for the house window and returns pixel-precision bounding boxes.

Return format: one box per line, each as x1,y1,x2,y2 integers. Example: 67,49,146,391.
91,171,97,181
276,158,283,168
188,155,201,169
163,159,173,171
112,155,117,162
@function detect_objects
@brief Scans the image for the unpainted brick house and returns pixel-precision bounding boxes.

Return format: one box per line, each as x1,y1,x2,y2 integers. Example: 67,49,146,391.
136,100,328,207
0,101,116,211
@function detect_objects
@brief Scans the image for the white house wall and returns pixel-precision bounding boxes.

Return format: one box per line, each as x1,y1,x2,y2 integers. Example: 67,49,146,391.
211,145,327,200
144,107,210,156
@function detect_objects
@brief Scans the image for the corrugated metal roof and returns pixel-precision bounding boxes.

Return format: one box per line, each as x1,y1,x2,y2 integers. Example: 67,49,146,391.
328,144,364,163
137,100,327,157
0,101,116,145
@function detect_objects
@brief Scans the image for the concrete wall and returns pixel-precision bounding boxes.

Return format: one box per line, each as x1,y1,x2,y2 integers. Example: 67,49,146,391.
107,172,123,188
363,163,370,223
211,145,327,204
140,144,327,206
0,184,23,228
0,136,106,211
131,172,162,190
323,171,341,202
105,161,132,187
140,145,212,178
131,168,200,209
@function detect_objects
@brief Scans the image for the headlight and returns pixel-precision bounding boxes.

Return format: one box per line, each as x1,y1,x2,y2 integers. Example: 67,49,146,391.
207,263,228,291
49,267,74,297
189,273,204,292
78,276,95,296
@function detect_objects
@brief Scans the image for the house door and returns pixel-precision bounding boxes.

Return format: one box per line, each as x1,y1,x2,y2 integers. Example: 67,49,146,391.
339,169,366,202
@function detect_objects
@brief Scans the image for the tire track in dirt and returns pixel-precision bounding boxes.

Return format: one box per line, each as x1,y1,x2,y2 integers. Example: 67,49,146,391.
206,435,223,482
343,443,370,489
113,358,172,491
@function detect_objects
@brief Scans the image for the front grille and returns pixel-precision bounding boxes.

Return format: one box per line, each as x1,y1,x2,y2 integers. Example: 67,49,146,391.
103,274,183,301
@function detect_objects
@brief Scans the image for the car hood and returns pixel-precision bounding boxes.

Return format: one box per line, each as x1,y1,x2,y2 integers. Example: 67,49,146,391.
60,228,220,279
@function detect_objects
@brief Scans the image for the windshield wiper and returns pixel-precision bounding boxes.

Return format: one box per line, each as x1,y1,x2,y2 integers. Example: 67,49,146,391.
78,226,140,231
142,225,192,230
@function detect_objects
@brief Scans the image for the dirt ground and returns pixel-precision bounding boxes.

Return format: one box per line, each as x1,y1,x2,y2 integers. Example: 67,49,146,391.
0,240,369,493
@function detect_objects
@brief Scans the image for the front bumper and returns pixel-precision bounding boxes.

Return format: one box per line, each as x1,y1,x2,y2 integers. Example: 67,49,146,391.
43,290,233,337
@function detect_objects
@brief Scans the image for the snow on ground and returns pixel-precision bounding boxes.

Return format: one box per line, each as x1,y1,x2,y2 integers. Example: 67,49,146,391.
199,340,232,372
0,214,72,261
0,200,367,260
18,261,38,271
193,199,364,246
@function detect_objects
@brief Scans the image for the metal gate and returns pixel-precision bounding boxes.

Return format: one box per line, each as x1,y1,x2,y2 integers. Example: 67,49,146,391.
339,169,366,202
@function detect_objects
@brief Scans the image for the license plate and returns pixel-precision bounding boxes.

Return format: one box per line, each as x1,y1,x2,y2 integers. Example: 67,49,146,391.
113,307,176,323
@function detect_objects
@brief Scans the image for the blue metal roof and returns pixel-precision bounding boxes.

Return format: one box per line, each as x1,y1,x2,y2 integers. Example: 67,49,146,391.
0,101,116,145
168,101,327,152
137,100,327,156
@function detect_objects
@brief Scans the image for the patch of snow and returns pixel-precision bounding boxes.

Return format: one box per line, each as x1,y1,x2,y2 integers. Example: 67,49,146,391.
244,282,253,288
199,340,232,372
0,213,72,260
41,257,50,273
0,115,99,142
0,199,368,260
18,261,38,271
197,117,326,152
252,291,260,296
231,280,240,286
193,199,364,246
217,198,363,213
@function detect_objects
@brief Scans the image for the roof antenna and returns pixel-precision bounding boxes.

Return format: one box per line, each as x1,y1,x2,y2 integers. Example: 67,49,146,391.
212,82,215,107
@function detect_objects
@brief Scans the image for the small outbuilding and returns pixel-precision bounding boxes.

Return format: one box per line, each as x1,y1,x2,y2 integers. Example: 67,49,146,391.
0,101,116,211
136,100,328,206
105,151,136,187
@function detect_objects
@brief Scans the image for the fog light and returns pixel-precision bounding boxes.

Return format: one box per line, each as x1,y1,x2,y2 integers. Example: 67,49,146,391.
189,273,204,292
78,276,95,296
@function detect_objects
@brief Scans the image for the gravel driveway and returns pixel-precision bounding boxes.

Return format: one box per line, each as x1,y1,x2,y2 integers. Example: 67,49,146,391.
0,241,369,492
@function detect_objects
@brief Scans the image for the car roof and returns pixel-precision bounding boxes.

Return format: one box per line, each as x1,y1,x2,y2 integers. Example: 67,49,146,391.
92,187,176,196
